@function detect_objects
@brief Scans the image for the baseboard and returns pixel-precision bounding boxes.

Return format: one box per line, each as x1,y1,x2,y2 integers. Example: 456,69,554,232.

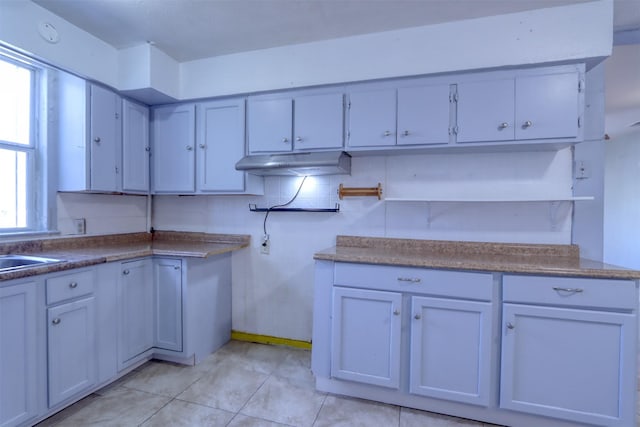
231,330,312,350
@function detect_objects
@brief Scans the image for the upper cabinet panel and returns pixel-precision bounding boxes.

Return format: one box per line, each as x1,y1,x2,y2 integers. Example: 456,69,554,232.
89,85,121,192
294,93,344,150
248,98,293,153
122,100,150,194
347,88,397,148
397,84,451,146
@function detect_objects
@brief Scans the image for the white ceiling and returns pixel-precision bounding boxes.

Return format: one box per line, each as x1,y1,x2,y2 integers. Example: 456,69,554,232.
31,0,640,137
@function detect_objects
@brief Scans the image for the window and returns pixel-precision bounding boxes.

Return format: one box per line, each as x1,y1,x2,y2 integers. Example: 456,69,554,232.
0,53,45,234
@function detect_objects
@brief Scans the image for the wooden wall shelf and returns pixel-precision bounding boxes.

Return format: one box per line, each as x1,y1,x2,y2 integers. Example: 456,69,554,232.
338,183,382,200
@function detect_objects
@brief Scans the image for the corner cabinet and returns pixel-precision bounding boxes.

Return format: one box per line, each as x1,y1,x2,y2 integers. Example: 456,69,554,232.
122,99,150,193
153,258,183,352
0,279,43,427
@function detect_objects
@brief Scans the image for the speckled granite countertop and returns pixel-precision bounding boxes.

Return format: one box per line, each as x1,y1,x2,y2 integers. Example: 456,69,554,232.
0,231,250,281
314,236,640,280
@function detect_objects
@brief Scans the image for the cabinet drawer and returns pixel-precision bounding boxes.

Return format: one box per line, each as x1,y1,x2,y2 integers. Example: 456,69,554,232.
46,270,94,304
334,263,493,301
503,275,638,310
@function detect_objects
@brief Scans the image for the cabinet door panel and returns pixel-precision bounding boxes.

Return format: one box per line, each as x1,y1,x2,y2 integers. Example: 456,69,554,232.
397,85,450,146
410,297,491,406
248,98,292,153
0,282,38,427
90,84,120,192
154,259,183,352
48,297,97,407
294,93,344,150
197,100,245,192
347,89,397,147
500,304,635,426
331,287,401,388
151,105,195,193
122,100,150,193
456,79,514,143
515,73,579,140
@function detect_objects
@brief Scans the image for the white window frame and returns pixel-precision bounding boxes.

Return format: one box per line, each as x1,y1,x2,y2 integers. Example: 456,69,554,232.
0,48,55,237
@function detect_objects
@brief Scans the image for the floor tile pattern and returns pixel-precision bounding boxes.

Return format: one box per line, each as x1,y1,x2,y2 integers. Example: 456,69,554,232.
36,341,511,426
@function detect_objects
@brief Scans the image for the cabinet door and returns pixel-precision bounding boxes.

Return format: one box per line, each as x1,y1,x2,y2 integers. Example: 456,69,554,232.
47,297,97,407
0,282,38,427
151,104,196,193
90,84,121,192
409,297,491,406
397,85,450,146
500,304,636,426
118,259,153,367
153,258,182,352
248,98,292,153
122,100,150,193
347,89,397,147
331,287,401,388
197,99,246,192
294,93,344,150
456,79,514,143
515,72,579,140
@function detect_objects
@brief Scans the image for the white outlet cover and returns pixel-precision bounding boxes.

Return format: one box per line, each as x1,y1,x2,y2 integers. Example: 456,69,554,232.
38,22,60,44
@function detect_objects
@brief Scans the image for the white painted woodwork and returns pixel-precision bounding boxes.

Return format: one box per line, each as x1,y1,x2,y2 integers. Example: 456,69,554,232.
153,258,182,352
89,84,121,192
122,99,150,193
397,84,450,145
248,98,293,153
331,287,402,389
347,89,397,147
293,93,344,150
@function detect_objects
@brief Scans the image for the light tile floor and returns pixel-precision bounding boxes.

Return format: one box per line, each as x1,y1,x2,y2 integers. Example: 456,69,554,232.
36,341,504,426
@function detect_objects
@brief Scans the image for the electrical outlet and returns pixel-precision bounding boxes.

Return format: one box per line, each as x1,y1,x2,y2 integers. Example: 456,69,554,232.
260,234,270,255
73,218,86,234
575,160,590,179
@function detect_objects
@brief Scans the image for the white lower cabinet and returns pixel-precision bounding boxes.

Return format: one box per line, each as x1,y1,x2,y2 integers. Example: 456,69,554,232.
0,280,42,427
47,297,97,407
331,287,402,388
153,258,183,352
409,296,492,406
500,275,637,427
118,259,154,370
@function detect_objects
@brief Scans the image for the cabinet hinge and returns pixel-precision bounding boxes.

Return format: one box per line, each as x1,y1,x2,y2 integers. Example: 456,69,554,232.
115,112,120,119
578,116,582,128
448,126,459,135
348,101,351,109
347,130,351,140
449,92,458,103
115,166,119,174
578,79,584,93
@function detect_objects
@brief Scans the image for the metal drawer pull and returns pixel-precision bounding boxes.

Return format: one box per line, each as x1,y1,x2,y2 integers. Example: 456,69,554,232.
397,277,421,283
414,314,421,320
393,309,400,316
69,282,78,289
52,318,61,325
552,287,584,293
122,269,130,275
506,322,515,329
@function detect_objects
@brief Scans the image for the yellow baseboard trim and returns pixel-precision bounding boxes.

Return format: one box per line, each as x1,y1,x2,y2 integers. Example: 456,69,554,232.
231,331,312,350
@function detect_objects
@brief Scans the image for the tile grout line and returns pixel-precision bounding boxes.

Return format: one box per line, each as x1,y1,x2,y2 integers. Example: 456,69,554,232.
310,393,329,427
225,358,279,427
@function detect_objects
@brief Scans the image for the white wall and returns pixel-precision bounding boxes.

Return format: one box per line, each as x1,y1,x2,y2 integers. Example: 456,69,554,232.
604,129,640,269
153,150,574,341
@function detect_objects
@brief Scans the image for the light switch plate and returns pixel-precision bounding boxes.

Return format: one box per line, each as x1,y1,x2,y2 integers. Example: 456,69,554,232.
73,218,86,234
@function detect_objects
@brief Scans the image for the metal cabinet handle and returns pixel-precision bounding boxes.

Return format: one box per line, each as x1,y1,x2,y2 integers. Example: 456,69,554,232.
414,314,421,320
186,145,193,151
174,266,180,270
52,318,61,325
296,137,303,142
145,146,151,152
397,277,421,283
402,130,410,136
383,130,391,137
122,269,130,275
499,122,509,129
282,137,289,143
523,120,533,128
393,309,400,316
552,287,584,293
94,137,101,144
69,282,78,289
506,322,515,329
199,144,206,149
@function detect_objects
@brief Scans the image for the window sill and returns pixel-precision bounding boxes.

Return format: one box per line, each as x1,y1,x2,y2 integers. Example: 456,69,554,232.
0,230,61,242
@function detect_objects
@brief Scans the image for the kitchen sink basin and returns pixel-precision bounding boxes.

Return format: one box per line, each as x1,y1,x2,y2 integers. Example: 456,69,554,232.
0,255,64,272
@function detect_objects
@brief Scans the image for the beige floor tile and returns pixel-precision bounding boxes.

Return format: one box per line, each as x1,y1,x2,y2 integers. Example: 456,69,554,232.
314,395,400,427
52,387,171,426
227,414,293,427
400,407,484,427
207,341,289,375
177,363,269,412
273,349,314,389
140,399,234,426
241,375,326,427
119,360,204,397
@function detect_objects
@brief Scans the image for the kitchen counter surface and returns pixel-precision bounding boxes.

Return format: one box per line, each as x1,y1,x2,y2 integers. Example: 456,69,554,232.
314,235,640,280
0,231,250,281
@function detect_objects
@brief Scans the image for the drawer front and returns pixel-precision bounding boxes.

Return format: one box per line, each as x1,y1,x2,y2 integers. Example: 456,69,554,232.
334,262,493,301
46,270,94,304
503,275,638,310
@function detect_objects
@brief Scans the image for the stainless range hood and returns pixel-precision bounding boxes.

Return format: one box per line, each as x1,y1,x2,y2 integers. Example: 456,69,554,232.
235,151,351,176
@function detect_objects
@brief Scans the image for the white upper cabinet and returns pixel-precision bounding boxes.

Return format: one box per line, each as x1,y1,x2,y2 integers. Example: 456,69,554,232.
248,98,293,153
347,88,397,147
197,99,246,192
397,84,451,146
151,104,196,193
58,73,123,193
248,92,345,153
293,93,344,150
122,100,150,193
456,79,515,143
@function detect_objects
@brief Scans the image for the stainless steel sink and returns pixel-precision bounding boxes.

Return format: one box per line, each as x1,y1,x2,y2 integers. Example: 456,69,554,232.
0,255,64,272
